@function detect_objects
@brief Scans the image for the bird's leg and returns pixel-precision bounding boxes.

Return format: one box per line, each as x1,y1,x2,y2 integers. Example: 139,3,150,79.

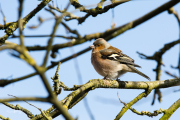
116,78,121,81
103,76,111,80
103,76,107,80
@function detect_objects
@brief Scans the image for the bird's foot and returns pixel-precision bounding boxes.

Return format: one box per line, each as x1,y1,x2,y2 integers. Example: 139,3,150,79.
103,76,112,80
103,77,108,80
116,78,121,81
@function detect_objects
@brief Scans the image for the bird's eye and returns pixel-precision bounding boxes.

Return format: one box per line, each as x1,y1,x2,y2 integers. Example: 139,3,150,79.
97,44,100,47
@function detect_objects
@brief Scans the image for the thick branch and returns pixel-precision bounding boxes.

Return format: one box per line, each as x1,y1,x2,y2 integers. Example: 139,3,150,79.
26,0,180,52
32,78,180,119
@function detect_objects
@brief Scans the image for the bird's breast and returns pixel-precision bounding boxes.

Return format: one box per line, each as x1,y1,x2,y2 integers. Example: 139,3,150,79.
91,52,123,77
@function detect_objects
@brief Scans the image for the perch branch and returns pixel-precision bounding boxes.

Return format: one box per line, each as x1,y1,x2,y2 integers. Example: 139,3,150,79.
31,78,180,119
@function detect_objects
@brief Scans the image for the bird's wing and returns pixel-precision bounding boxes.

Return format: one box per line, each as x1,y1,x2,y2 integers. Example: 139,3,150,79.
99,49,141,68
108,46,122,53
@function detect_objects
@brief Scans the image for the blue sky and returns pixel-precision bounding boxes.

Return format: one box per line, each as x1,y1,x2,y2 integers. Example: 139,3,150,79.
0,0,180,120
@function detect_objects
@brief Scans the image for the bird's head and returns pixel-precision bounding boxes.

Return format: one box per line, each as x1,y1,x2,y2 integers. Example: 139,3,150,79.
90,38,110,52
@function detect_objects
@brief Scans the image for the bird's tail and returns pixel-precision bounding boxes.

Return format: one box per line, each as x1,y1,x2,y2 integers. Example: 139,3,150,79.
127,65,151,80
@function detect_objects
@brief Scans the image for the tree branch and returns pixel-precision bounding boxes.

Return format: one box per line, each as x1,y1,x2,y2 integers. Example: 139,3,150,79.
41,15,63,67
160,98,180,120
26,0,180,52
0,115,10,120
137,38,180,104
0,97,48,103
115,89,152,120
2,102,34,118
0,46,90,87
32,78,180,119
67,0,131,24
0,0,52,45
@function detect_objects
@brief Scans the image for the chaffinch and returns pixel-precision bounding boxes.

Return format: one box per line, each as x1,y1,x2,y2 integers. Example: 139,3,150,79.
90,38,150,80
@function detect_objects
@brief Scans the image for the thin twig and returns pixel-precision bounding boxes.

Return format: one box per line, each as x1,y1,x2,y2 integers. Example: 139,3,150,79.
117,92,164,117
18,0,24,46
0,115,11,120
0,4,6,25
51,62,62,95
42,1,71,67
0,0,52,45
25,0,180,52
160,98,180,120
11,34,75,39
165,71,178,78
70,45,95,120
115,89,152,120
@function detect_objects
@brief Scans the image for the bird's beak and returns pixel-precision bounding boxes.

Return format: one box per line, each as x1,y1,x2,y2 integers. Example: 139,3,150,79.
89,45,95,49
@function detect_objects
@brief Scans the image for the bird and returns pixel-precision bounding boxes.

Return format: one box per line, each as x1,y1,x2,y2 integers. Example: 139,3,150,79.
90,38,150,81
